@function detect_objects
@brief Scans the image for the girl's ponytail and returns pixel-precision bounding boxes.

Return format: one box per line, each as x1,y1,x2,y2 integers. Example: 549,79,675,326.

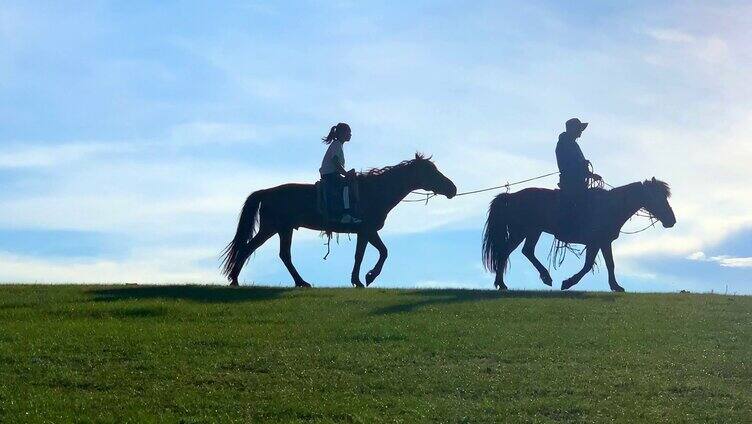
322,125,338,144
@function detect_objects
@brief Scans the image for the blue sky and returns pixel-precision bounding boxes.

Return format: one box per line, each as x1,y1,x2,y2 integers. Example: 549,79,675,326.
1,1,750,293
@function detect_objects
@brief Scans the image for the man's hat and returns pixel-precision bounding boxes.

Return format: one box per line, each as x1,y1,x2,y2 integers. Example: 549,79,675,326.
565,118,588,133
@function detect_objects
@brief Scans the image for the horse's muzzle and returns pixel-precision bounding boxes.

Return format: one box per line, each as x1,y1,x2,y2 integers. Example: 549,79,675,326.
445,183,457,199
662,217,676,228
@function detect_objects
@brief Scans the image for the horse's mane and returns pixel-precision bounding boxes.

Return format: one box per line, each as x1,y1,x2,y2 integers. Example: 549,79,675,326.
643,178,671,198
360,153,432,177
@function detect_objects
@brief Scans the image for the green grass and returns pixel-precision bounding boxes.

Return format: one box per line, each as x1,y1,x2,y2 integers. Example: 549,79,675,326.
0,285,750,423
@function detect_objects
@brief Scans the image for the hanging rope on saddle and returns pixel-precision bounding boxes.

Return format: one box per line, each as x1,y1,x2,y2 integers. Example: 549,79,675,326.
322,232,333,260
322,231,351,260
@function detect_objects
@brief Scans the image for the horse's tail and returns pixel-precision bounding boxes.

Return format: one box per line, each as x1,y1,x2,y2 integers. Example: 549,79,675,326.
483,193,512,275
221,190,265,280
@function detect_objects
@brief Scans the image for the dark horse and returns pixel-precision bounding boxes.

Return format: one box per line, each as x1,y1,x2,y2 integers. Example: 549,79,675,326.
222,154,457,287
482,178,676,292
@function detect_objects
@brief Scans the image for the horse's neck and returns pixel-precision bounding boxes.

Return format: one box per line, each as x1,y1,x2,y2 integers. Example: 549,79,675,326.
612,183,645,227
368,167,419,209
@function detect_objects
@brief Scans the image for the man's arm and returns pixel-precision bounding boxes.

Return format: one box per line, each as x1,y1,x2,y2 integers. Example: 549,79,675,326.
572,143,602,180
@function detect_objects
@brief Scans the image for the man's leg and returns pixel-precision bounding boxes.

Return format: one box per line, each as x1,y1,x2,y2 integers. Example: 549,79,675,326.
558,188,577,239
571,186,587,236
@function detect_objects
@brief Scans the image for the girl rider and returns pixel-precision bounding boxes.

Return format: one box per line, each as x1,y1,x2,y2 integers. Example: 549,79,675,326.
320,123,360,224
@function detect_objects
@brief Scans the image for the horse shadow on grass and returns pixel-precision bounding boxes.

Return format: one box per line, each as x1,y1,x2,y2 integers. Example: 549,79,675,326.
370,289,617,315
90,285,292,304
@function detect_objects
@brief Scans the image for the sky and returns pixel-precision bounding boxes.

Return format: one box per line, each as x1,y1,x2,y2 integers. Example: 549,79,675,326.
0,1,750,293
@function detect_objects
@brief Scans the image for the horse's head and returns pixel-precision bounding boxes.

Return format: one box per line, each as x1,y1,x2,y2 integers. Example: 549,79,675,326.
642,177,676,228
411,153,457,199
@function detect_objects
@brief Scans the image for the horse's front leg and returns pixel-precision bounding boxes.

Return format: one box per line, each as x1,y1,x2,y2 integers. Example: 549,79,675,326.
365,232,388,287
601,242,624,292
561,244,599,290
350,233,367,288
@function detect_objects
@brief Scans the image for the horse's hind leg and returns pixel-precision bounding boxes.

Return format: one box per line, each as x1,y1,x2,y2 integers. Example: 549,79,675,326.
230,228,275,286
521,231,552,287
561,244,599,290
494,233,524,290
278,228,311,288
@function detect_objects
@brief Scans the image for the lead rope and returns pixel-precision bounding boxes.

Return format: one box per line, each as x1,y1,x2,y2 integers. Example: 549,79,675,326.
401,171,560,202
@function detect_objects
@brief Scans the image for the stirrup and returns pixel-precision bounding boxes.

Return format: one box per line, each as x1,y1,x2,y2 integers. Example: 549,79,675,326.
340,214,362,224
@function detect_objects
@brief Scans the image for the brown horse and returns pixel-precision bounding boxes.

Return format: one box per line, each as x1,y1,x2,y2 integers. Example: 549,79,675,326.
222,153,457,287
482,178,676,291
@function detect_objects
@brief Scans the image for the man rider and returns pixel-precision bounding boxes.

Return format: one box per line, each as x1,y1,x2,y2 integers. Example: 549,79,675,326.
556,118,601,238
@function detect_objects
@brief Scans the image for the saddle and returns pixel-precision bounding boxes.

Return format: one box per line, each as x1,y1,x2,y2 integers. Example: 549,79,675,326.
555,188,604,241
316,177,361,223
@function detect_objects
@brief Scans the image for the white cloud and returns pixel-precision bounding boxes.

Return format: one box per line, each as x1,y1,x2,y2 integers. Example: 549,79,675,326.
646,28,696,43
698,36,730,63
0,149,313,233
715,257,752,268
0,142,134,169
168,121,260,146
686,251,752,268
0,249,221,284
687,251,706,261
644,27,731,64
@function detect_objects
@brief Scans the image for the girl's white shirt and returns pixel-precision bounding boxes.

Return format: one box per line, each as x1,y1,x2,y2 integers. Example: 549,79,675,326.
319,140,345,176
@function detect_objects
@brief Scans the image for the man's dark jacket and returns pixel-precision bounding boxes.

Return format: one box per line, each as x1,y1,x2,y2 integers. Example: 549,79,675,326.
555,132,588,191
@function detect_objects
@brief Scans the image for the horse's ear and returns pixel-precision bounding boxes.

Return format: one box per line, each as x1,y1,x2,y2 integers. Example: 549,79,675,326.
651,177,656,182
415,152,419,160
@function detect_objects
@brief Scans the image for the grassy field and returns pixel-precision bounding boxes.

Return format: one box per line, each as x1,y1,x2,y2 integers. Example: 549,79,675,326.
0,285,750,423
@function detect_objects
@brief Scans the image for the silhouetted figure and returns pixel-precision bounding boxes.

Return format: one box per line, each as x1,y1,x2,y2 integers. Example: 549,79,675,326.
320,123,360,223
222,154,457,288
555,118,602,239
483,178,676,292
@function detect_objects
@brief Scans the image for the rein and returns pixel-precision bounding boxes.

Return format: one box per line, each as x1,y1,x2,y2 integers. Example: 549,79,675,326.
619,210,659,234
602,180,660,234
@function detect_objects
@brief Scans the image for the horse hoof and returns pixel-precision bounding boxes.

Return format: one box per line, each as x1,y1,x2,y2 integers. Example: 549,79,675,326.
541,273,553,286
296,282,312,288
352,281,364,288
561,279,575,290
365,271,376,286
610,285,625,292
229,280,239,287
